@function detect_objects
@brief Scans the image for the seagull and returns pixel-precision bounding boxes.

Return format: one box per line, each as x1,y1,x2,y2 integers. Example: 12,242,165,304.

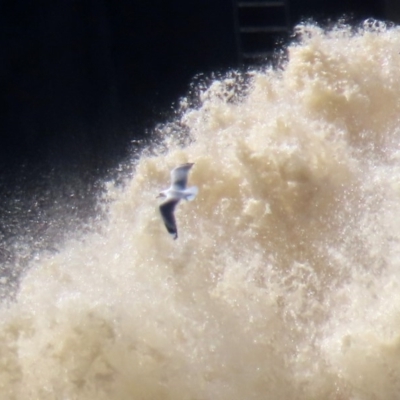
157,163,198,240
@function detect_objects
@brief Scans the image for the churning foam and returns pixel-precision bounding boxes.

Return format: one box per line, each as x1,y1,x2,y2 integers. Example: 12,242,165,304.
2,20,400,399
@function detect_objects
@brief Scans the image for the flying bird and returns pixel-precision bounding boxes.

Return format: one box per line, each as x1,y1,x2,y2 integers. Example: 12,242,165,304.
157,163,198,240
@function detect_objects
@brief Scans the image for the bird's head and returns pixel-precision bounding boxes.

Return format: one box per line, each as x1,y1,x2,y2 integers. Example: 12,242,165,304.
156,191,167,199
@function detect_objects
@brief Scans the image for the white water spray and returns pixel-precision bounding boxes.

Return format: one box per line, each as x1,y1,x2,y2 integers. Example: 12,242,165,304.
2,20,400,400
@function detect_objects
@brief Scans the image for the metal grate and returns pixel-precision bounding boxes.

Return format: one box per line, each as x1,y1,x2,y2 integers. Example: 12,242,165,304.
233,0,290,63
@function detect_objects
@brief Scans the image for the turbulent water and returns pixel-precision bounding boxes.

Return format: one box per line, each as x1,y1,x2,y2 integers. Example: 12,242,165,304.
2,20,400,399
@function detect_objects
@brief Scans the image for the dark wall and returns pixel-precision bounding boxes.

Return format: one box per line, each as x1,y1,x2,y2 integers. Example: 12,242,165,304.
290,0,385,24
0,0,236,177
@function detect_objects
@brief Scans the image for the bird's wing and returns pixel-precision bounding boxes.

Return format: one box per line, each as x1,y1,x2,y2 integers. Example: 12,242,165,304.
159,198,180,240
170,163,194,190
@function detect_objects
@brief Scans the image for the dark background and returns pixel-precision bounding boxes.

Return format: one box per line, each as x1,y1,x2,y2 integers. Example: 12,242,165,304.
0,0,390,181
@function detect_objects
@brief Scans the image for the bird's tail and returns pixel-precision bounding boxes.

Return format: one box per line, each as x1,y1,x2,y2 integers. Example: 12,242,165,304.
184,186,198,201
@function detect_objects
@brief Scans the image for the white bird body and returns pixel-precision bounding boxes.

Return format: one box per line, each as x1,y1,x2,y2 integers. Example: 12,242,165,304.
158,163,198,239
159,187,198,201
